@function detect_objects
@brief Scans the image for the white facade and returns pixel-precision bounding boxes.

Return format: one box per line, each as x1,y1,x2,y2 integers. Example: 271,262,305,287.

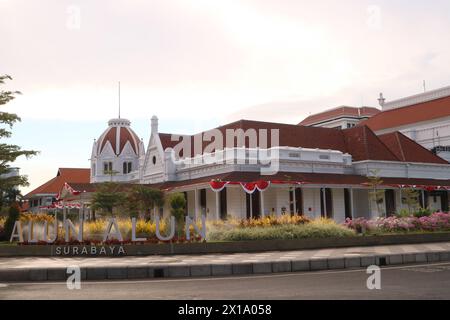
90,118,145,183
313,118,360,129
83,115,450,222
376,87,450,162
381,85,450,111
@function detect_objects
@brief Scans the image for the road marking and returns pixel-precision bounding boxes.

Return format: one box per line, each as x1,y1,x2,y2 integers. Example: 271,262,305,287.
403,265,450,273
3,261,450,287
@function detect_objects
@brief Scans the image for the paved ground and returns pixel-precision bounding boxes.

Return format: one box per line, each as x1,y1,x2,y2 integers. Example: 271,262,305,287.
1,241,449,269
2,242,450,282
2,262,450,299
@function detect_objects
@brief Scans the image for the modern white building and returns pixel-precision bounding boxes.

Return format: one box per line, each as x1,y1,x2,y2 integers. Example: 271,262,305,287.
362,86,450,162
298,106,380,129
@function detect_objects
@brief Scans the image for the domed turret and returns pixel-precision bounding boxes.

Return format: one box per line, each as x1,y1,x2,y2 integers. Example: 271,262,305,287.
90,118,145,183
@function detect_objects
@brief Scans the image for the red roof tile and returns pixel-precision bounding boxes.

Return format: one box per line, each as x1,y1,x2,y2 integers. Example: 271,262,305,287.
25,168,90,198
159,120,347,157
299,106,380,126
158,119,443,164
378,132,448,164
99,127,117,154
342,126,399,162
360,95,450,131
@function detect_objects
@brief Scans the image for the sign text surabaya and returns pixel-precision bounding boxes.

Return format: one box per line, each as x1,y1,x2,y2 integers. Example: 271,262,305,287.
9,215,206,244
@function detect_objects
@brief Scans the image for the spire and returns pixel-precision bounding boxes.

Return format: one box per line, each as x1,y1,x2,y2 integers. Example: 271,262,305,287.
151,115,158,134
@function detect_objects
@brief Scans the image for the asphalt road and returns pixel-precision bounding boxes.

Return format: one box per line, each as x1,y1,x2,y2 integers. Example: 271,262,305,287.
1,262,450,300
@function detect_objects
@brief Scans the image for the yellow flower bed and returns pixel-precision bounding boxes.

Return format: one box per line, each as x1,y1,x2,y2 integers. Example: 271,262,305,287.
19,213,55,223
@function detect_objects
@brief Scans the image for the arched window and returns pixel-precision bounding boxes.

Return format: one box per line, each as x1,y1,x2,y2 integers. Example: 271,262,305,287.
103,162,113,174
123,161,132,174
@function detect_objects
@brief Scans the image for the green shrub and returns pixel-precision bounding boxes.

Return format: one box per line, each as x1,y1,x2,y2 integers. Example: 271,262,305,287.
413,207,432,218
208,220,355,241
396,209,410,218
168,193,186,221
4,203,20,239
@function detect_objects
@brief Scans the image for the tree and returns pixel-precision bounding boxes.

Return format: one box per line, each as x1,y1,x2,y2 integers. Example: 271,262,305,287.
104,169,119,182
127,185,164,219
0,75,38,202
4,202,20,239
367,169,385,217
168,193,186,236
90,182,127,216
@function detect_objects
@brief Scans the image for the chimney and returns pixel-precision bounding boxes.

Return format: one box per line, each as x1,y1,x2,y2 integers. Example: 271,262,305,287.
151,115,158,134
378,93,385,107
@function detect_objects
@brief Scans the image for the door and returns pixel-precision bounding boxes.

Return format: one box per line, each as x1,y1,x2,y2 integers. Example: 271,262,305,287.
429,191,442,212
441,191,449,212
320,188,333,219
385,190,396,217
289,188,303,216
219,188,227,220
200,189,207,216
246,191,261,219
344,189,352,219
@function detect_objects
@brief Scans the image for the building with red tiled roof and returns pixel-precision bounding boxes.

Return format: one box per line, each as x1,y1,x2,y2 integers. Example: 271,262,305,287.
298,106,380,129
25,168,90,212
90,118,145,184
158,120,445,164
361,86,450,162
54,115,450,222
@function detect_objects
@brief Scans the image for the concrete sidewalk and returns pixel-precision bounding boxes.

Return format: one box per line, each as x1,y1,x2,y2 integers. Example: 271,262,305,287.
1,242,450,282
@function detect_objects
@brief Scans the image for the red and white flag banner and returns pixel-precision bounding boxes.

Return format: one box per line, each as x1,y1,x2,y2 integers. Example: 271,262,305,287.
240,180,270,194
386,184,450,191
209,180,229,192
210,179,307,193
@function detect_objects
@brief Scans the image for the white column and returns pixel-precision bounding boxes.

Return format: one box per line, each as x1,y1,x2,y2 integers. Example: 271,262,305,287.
293,187,297,215
260,191,265,218
63,202,66,223
350,188,355,219
215,191,220,221
249,193,253,219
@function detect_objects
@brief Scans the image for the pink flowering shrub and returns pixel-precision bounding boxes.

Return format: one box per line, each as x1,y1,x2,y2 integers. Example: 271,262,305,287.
345,212,450,234
344,218,372,233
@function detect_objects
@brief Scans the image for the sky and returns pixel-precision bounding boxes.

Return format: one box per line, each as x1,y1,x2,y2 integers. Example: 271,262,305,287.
1,0,450,194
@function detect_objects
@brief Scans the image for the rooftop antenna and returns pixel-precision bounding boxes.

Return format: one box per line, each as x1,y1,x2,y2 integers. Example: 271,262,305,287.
423,80,427,93
118,81,121,119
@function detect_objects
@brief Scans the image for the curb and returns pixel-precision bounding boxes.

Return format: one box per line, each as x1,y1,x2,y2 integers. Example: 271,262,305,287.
1,250,450,282
3,233,450,257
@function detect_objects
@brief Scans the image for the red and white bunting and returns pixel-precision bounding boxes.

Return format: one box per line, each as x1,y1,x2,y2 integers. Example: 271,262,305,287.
39,201,81,210
210,179,308,193
384,184,450,191
240,180,271,194
209,180,229,192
